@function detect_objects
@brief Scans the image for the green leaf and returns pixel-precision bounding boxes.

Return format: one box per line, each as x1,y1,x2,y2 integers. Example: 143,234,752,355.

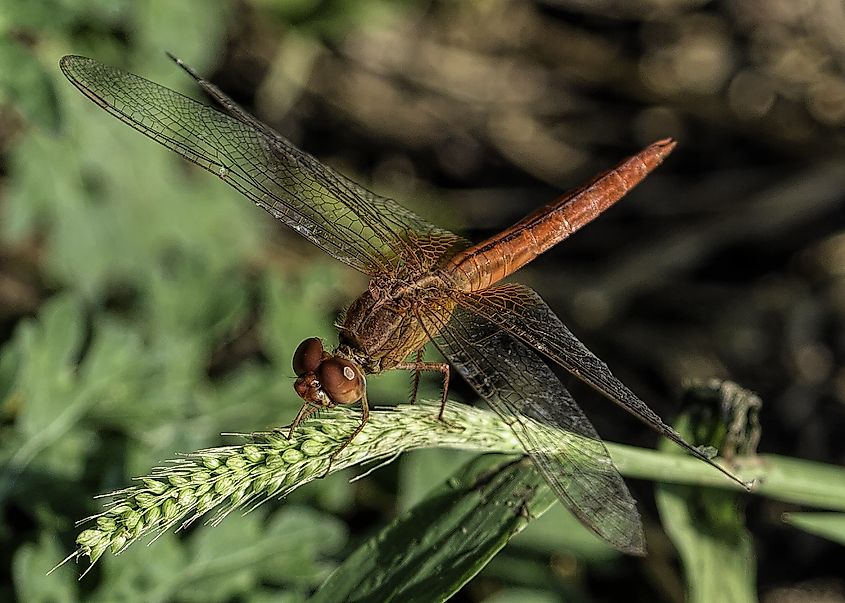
13,294,86,433
12,532,78,603
87,509,345,602
182,507,346,596
0,330,21,409
604,444,845,512
311,454,557,603
254,507,347,586
0,40,62,132
654,382,758,603
132,0,230,65
2,295,89,473
177,513,270,603
90,533,187,603
782,512,845,546
397,448,476,511
655,484,756,603
738,454,845,511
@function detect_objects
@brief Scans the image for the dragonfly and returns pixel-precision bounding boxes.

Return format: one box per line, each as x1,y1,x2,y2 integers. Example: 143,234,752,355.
60,54,748,555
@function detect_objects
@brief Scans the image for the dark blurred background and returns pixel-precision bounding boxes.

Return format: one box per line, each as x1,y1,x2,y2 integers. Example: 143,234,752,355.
1,0,844,601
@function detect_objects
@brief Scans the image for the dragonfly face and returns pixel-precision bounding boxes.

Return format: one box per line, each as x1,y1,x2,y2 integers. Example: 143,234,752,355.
292,337,365,408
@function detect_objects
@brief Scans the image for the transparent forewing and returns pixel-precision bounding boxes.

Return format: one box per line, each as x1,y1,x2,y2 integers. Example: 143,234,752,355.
457,284,705,445
59,55,463,274
420,301,644,554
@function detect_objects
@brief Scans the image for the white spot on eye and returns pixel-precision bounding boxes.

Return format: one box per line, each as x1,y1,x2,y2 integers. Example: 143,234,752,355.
343,366,355,380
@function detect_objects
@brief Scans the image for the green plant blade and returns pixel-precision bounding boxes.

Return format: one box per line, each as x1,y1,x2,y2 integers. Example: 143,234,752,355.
310,454,557,603
656,483,756,603
782,512,845,546
12,532,77,603
739,454,845,511
654,380,759,603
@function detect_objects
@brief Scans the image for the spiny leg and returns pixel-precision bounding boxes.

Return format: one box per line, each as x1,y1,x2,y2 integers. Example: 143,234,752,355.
408,349,424,405
326,393,370,472
287,403,319,439
395,359,450,420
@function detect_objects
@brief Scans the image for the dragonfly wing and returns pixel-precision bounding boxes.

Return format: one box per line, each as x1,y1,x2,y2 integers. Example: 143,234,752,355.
178,57,469,271
59,55,465,275
419,302,644,554
457,283,714,460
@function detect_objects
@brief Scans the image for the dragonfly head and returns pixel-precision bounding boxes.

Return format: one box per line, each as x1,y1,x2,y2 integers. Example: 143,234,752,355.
293,337,365,407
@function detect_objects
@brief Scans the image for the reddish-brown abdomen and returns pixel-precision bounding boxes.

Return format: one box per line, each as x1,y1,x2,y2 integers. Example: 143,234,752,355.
445,138,676,291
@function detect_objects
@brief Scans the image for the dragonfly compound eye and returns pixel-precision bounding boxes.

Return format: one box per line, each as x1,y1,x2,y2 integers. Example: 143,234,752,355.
293,337,324,376
318,358,364,405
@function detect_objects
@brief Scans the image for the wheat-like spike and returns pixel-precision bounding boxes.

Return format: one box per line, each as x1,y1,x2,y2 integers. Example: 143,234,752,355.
57,402,523,574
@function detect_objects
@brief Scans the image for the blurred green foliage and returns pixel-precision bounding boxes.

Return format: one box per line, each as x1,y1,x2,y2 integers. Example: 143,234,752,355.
0,2,388,601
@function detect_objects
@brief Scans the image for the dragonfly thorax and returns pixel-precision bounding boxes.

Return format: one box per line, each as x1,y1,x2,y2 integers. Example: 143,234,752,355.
339,276,449,372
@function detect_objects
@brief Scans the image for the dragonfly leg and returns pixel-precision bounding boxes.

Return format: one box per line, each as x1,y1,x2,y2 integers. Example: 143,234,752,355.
325,394,370,475
408,350,424,405
287,403,319,439
395,359,451,420
435,364,450,421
